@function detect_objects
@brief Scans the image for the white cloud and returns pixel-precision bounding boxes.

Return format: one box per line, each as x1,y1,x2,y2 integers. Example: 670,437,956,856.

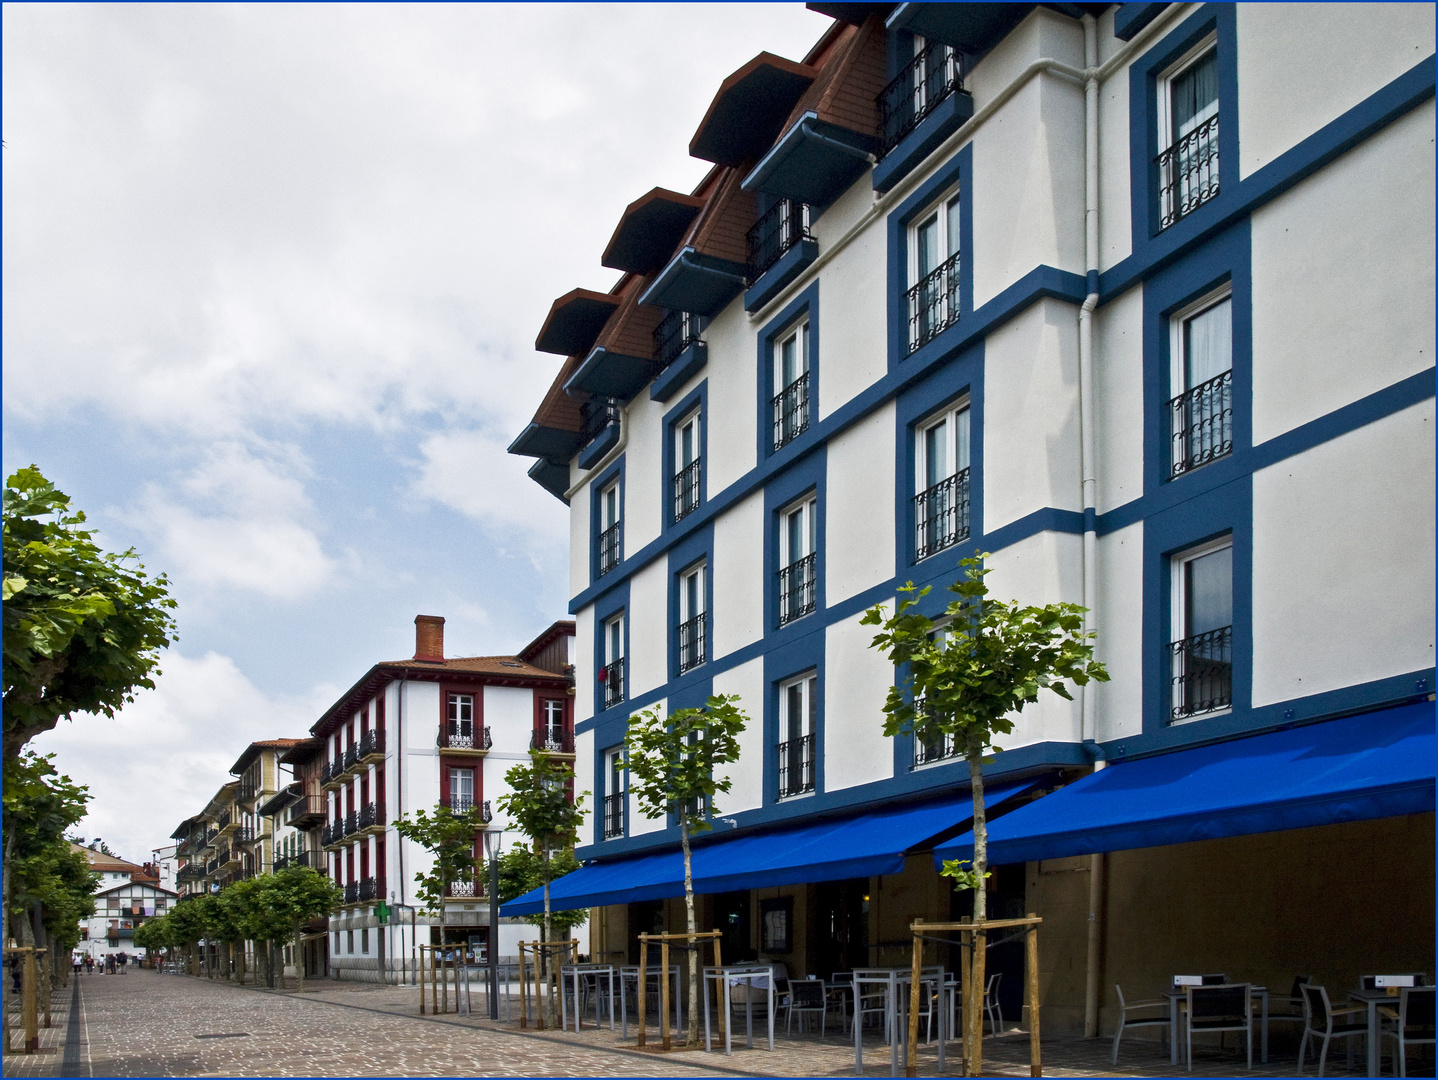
29,650,338,866
120,442,341,600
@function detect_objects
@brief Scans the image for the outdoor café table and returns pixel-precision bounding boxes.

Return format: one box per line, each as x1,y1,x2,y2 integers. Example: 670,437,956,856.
702,964,776,1054
1349,988,1401,1077
617,964,682,1041
1162,985,1269,1066
851,968,946,1077
559,963,616,1033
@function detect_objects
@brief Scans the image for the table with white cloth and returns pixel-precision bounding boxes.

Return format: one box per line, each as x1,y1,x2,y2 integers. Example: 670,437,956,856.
702,965,776,1054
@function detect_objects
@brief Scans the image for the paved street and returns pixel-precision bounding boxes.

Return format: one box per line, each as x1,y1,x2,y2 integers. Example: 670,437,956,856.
4,967,1393,1078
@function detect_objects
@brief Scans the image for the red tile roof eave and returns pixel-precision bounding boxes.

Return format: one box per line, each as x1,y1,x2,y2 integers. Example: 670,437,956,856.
310,661,570,739
229,738,308,777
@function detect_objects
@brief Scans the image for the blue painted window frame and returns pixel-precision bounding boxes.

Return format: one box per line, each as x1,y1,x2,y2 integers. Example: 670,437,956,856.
757,283,821,463
764,643,825,807
667,522,715,682
886,144,974,369
662,382,708,532
592,582,630,717
764,447,826,635
589,456,625,585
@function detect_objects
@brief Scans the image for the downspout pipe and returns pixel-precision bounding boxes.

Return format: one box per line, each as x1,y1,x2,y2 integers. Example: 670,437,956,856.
1078,13,1106,1043
799,118,878,163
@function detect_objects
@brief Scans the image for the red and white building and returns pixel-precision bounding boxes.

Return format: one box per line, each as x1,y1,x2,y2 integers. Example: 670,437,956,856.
312,614,576,981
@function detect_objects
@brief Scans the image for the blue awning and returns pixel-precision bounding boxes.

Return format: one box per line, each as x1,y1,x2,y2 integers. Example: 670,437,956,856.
502,781,1034,917
936,701,1436,867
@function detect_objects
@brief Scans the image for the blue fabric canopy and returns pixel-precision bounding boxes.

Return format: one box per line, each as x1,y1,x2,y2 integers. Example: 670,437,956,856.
501,781,1032,917
935,701,1436,867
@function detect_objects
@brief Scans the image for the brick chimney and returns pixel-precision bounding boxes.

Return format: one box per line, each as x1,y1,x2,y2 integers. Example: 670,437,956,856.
414,615,445,662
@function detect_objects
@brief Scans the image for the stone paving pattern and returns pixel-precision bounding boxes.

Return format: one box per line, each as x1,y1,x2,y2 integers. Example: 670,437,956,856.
2,977,72,1078
9,968,1400,1078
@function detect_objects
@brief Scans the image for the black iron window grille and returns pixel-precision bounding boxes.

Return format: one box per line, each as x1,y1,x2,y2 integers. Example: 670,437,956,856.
445,724,491,751
673,458,702,521
479,800,492,824
654,310,706,369
603,792,625,838
878,40,964,157
530,729,575,753
747,198,812,281
358,802,378,830
912,716,961,767
343,881,359,904
908,251,961,353
1157,113,1219,229
678,612,707,673
914,467,971,560
777,553,817,626
1168,369,1232,477
598,521,621,576
359,729,384,759
1170,624,1233,721
777,734,816,797
343,745,359,771
358,877,378,902
297,849,324,869
772,371,810,450
599,658,625,709
450,793,474,815
343,811,359,837
580,397,620,448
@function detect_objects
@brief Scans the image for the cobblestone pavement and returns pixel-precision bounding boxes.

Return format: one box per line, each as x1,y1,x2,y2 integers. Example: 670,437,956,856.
45,969,1392,1078
2,976,74,1078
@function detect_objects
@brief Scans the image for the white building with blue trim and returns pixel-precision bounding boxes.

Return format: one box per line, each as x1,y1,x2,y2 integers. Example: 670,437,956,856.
509,2,1435,1034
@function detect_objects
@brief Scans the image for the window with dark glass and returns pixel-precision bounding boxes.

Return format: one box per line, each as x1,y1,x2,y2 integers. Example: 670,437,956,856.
673,410,702,522
446,693,475,749
600,613,625,709
1169,291,1233,476
772,322,810,450
915,399,970,559
678,563,706,673
598,480,621,576
908,191,961,352
777,673,817,798
1170,538,1233,722
777,496,817,626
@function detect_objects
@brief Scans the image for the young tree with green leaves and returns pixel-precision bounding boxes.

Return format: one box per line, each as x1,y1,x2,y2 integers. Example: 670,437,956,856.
625,695,749,1048
496,827,586,939
244,867,343,992
392,803,483,938
166,896,210,976
495,752,586,948
2,466,177,761
862,552,1108,925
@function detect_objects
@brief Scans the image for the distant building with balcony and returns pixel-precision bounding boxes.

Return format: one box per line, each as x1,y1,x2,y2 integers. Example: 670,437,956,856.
313,614,577,982
73,842,177,964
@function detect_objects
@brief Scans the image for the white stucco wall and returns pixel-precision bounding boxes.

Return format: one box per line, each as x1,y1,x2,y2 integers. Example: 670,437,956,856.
626,557,668,698
711,657,766,815
402,682,441,752
1237,3,1435,179
824,608,896,792
1093,286,1144,513
627,699,666,837
573,606,594,720
573,728,596,838
704,302,757,497
825,400,896,605
1251,399,1436,706
569,478,590,597
1094,521,1144,741
1096,16,1133,272
712,490,765,658
982,298,1083,530
621,393,664,553
482,685,533,754
1251,100,1436,444
816,215,887,421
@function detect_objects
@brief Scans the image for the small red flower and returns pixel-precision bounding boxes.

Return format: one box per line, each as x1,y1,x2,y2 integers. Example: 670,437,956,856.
598,669,608,682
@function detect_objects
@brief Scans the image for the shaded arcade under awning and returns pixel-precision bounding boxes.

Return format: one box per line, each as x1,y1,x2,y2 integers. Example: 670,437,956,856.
935,700,1436,867
502,781,1035,917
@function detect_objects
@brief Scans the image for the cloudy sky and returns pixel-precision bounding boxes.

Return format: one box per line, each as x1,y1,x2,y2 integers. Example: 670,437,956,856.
3,2,832,863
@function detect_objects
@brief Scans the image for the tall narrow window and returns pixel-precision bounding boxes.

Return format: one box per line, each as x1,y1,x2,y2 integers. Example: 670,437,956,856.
448,767,475,814
914,400,971,559
777,496,817,626
1157,43,1219,228
1170,538,1233,722
777,673,817,798
536,699,568,752
1169,291,1233,476
598,480,621,576
446,693,474,749
678,563,707,673
600,613,625,709
673,410,702,522
603,748,625,839
772,323,811,450
908,191,961,351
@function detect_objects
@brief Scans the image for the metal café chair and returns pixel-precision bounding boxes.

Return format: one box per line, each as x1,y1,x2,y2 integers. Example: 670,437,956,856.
1112,984,1173,1065
1298,983,1366,1077
827,971,855,1034
983,972,1004,1034
787,978,828,1036
1379,986,1436,1078
1186,983,1253,1071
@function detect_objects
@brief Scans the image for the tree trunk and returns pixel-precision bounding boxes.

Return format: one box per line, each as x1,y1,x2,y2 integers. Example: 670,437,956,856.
237,942,247,985
968,749,987,924
541,847,557,1029
0,832,11,1048
293,919,305,994
681,815,699,1048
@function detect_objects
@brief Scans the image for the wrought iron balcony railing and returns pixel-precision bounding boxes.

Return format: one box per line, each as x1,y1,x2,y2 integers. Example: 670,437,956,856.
342,745,359,772
447,877,479,898
297,849,326,870
603,792,625,839
747,198,811,281
1170,624,1233,722
673,458,701,522
530,729,575,754
878,40,964,157
678,612,706,673
914,467,971,561
322,821,344,846
238,782,257,803
216,811,231,830
358,802,380,830
580,396,620,449
358,876,378,902
598,521,621,577
234,824,255,844
777,553,817,627
654,309,705,368
446,795,492,823
777,734,816,798
1157,113,1219,229
772,371,810,450
359,728,385,761
343,810,359,837
288,794,327,826
273,855,290,871
913,729,961,767
343,881,359,904
444,725,492,751
1168,369,1232,477
599,658,625,709
907,251,960,353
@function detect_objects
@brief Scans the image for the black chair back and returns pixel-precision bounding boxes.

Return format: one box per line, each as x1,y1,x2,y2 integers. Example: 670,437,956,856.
1302,983,1330,1029
1201,973,1228,985
1362,975,1378,991
1289,974,1313,1000
1403,987,1436,1032
1191,984,1248,1023
790,981,825,1009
